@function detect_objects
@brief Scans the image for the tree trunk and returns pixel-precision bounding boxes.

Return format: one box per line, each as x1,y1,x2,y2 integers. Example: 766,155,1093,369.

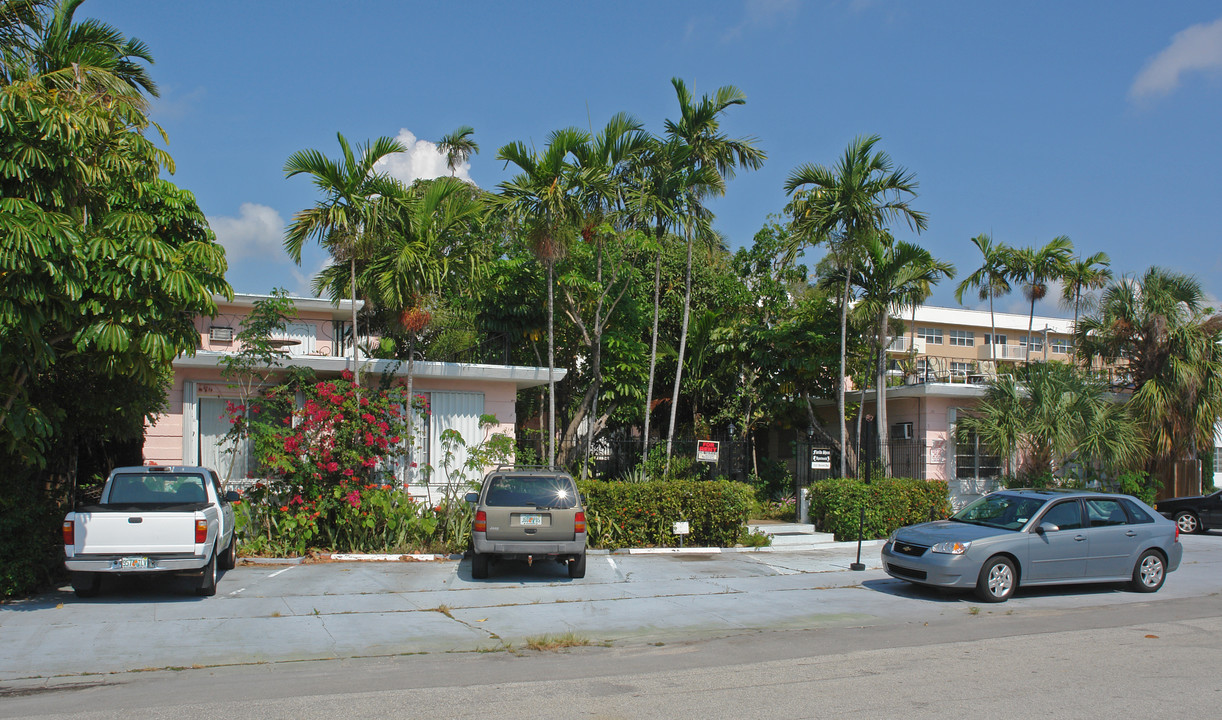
665,223,695,474
405,333,416,488
351,257,359,387
642,230,663,467
837,263,853,477
547,260,556,467
876,311,891,477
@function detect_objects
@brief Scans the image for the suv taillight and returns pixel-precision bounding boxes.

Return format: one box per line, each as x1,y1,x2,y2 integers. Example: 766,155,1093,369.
474,511,486,533
195,519,208,544
63,520,74,546
574,511,586,534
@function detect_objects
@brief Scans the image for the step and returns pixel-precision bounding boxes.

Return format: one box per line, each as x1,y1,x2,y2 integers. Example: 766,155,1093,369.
764,531,838,546
748,523,817,535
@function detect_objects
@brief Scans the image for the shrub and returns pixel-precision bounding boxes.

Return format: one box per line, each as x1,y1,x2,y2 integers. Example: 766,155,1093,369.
577,478,753,549
0,475,63,600
807,477,951,541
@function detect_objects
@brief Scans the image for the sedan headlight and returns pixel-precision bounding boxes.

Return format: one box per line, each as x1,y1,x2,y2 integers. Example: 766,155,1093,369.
930,540,971,555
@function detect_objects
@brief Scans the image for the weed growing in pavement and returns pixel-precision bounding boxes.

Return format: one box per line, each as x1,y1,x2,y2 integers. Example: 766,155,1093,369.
523,633,592,651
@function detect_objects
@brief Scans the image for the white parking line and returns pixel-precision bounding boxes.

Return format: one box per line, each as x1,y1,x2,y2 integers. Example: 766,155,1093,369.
757,559,798,575
268,566,295,579
606,557,618,572
227,587,246,596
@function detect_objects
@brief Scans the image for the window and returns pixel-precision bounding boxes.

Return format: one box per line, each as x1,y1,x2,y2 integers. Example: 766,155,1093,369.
1039,501,1083,531
1215,448,1222,475
949,330,975,347
984,334,1007,346
950,361,972,377
1019,335,1044,352
1051,338,1072,354
917,327,943,345
1120,498,1155,524
1085,499,1129,527
955,429,1002,480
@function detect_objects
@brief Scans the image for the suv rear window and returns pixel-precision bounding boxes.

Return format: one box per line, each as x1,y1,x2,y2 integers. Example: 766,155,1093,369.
484,475,577,509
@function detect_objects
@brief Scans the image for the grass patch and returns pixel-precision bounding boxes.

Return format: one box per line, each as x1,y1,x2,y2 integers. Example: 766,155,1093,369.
432,604,454,619
523,632,592,652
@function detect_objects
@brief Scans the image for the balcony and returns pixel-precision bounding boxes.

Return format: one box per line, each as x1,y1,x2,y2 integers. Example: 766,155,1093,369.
886,336,927,354
977,343,1027,361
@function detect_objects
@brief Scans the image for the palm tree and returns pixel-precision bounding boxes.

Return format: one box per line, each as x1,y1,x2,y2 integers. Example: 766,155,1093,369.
436,126,479,177
284,132,408,387
1006,236,1073,363
497,128,591,466
829,233,954,475
661,77,765,469
1076,267,1222,481
955,234,1013,362
2,0,156,101
1060,251,1112,332
784,135,928,477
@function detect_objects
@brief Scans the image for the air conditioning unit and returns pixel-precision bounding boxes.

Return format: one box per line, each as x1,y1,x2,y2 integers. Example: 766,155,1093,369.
891,422,913,440
208,326,234,342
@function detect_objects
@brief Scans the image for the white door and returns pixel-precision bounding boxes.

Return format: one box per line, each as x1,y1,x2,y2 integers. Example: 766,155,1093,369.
279,322,316,355
199,397,252,481
426,391,485,501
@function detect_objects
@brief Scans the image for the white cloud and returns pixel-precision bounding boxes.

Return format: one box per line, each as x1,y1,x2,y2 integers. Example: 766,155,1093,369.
209,203,285,261
1130,16,1222,101
375,128,473,185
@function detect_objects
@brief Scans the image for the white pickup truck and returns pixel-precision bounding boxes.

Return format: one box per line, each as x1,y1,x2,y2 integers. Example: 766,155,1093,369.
63,465,239,597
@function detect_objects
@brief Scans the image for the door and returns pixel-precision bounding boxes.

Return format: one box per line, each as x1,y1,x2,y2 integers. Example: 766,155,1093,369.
1026,500,1088,581
1082,498,1142,578
1203,491,1222,526
426,391,485,499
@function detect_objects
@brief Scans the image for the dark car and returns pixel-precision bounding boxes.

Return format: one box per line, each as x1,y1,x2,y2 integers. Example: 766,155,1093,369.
465,467,587,579
882,489,1182,603
1156,489,1222,534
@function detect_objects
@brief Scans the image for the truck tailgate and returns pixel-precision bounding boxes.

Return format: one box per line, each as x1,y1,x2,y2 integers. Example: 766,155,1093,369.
73,509,201,555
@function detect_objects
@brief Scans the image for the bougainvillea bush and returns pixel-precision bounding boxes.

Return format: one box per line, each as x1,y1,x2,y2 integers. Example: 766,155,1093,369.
227,369,445,554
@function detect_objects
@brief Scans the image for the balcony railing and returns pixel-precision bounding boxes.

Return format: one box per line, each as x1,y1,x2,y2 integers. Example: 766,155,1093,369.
977,343,1027,360
885,336,927,354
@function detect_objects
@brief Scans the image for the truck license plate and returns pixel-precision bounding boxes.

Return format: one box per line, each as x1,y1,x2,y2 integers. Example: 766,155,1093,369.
115,557,150,569
519,514,543,527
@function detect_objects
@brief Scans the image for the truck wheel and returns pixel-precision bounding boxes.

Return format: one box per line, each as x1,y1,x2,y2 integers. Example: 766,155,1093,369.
567,552,587,579
196,549,218,596
471,552,489,579
218,534,237,570
71,571,101,598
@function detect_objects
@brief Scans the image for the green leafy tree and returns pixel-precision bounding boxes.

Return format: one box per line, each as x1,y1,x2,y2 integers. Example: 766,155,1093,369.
784,135,928,476
436,125,479,177
1060,251,1112,332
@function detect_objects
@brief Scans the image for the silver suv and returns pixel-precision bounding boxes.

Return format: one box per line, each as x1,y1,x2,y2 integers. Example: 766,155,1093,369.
465,467,587,579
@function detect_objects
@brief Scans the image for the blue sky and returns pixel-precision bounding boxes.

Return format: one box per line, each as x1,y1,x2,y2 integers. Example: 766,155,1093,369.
91,1,1222,314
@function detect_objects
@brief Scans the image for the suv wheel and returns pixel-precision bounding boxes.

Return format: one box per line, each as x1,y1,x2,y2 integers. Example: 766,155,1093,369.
471,552,490,579
567,552,586,579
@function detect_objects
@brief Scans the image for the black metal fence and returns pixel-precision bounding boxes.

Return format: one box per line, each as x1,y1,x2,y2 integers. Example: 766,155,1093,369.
793,438,934,492
587,436,751,482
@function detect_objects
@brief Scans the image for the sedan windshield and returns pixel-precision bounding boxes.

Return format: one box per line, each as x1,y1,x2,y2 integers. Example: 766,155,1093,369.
952,494,1047,531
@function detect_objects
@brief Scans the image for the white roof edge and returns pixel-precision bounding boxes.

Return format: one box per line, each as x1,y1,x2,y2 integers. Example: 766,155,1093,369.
907,304,1075,334
213,292,364,315
173,352,564,390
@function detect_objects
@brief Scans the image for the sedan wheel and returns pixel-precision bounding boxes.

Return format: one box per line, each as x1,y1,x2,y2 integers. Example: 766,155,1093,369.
1131,550,1166,593
1175,512,1200,534
975,556,1016,603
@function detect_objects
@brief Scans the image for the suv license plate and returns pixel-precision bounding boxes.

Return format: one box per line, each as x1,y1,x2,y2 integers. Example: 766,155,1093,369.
115,557,150,569
519,514,543,527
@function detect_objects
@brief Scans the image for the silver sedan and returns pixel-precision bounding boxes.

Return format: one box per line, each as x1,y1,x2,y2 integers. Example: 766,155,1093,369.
881,488,1183,602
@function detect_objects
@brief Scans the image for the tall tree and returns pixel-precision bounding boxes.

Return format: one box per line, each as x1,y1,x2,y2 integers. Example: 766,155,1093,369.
497,128,590,466
283,133,407,387
1060,251,1112,332
1006,235,1073,363
1076,268,1222,480
785,135,928,477
955,233,1013,362
661,77,765,470
436,125,479,177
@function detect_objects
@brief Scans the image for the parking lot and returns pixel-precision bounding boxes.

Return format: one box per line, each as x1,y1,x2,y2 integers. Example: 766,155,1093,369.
3,533,1221,681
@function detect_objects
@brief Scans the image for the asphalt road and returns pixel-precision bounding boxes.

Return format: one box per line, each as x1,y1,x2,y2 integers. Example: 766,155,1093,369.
2,533,1220,718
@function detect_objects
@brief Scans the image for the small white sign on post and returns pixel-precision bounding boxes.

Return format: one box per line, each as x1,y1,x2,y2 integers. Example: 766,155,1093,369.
811,447,832,470
672,521,690,535
696,440,719,463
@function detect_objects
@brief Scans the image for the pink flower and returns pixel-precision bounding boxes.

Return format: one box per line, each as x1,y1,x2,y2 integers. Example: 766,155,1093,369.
326,461,339,473
345,490,361,508
341,369,354,381
343,468,354,477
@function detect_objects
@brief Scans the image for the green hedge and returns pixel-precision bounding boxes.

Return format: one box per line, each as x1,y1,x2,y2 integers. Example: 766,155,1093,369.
0,476,65,600
577,479,753,549
808,477,951,542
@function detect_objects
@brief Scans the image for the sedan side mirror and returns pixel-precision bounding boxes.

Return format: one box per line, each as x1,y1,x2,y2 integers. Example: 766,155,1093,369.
1035,522,1060,535
464,492,479,504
